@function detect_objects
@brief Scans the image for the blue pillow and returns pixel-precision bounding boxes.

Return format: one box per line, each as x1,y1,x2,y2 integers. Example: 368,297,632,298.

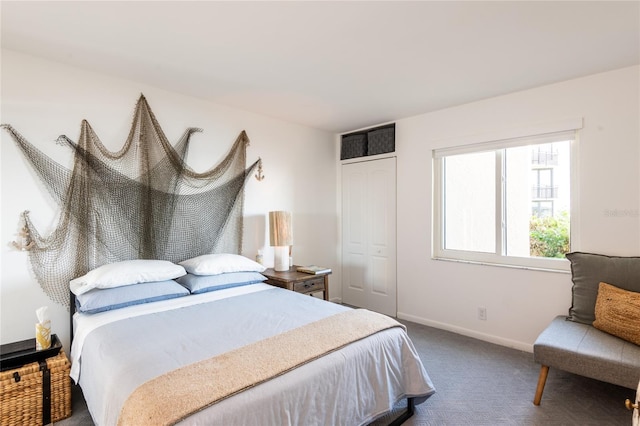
176,272,267,294
75,280,189,314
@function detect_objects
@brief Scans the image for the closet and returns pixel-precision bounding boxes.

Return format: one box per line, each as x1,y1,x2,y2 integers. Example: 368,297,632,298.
341,156,396,316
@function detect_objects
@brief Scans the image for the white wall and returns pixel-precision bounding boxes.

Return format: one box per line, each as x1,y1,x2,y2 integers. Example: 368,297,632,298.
0,50,338,349
392,65,640,351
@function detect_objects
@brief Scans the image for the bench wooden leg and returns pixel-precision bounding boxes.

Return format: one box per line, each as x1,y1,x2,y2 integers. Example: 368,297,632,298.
533,365,549,406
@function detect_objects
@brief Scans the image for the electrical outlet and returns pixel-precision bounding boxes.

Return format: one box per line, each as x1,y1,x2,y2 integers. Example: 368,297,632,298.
478,307,487,321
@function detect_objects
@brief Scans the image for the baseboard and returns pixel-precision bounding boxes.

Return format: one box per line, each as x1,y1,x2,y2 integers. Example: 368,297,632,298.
397,311,534,353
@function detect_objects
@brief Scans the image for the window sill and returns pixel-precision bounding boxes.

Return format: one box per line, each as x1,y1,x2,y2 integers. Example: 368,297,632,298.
431,255,571,273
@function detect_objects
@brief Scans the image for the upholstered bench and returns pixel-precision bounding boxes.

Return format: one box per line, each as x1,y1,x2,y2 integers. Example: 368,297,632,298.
533,252,640,405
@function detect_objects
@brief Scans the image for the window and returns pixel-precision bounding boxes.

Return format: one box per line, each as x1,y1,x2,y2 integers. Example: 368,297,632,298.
433,122,579,271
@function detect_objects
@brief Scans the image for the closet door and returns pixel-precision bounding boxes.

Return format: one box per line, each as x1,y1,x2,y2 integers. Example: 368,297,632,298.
342,157,396,316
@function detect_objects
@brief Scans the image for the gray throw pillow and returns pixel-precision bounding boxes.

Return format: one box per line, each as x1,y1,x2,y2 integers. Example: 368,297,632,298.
566,252,640,324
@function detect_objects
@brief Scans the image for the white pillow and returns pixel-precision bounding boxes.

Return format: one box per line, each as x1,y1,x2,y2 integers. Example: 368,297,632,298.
70,259,186,296
179,253,266,276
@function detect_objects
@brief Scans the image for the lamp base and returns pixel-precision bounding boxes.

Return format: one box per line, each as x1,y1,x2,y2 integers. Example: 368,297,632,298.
274,246,290,271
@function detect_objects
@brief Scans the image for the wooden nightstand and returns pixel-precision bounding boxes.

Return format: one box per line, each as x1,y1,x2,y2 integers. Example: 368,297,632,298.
262,266,331,301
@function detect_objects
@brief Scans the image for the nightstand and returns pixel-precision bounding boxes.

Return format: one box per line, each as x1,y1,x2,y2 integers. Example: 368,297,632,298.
262,266,331,301
0,335,72,425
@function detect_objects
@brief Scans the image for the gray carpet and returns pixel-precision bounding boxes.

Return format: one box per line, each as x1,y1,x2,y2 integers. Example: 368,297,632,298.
59,319,637,425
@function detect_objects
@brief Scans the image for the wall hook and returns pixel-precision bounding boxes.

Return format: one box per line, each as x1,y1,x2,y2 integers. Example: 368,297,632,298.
255,160,265,181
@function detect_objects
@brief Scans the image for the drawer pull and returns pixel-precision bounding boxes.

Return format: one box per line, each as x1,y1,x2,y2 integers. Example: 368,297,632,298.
625,399,638,410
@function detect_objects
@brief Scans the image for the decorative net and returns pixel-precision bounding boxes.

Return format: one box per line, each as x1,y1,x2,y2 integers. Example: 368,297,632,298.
2,95,260,309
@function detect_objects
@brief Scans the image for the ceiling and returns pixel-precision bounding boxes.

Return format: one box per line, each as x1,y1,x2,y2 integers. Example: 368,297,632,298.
1,1,639,133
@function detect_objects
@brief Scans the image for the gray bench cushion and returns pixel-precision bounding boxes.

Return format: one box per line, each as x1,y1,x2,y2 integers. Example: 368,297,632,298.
534,315,640,389
566,251,640,325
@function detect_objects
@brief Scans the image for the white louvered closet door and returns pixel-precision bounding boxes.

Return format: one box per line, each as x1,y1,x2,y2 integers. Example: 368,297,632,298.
341,157,396,317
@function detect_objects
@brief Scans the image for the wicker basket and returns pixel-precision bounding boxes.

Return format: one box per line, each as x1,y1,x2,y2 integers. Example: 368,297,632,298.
0,350,71,426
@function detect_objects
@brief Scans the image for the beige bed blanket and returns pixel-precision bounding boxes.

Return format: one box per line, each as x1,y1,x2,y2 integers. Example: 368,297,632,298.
118,308,404,426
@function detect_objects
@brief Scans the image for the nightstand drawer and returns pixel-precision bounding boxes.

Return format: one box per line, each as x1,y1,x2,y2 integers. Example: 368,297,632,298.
294,277,325,293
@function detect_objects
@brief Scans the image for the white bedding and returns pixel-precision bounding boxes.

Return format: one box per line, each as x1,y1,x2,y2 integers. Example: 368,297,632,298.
71,283,435,425
70,283,274,381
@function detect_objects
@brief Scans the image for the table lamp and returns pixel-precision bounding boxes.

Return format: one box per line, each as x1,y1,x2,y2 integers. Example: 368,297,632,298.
269,211,292,271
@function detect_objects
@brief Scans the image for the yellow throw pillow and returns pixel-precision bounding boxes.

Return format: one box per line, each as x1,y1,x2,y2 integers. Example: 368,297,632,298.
593,282,640,346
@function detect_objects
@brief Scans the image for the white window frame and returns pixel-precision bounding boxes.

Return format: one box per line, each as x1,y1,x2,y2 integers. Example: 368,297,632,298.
432,118,582,272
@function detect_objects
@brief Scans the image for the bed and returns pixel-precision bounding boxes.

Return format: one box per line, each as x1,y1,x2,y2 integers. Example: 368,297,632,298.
68,256,435,425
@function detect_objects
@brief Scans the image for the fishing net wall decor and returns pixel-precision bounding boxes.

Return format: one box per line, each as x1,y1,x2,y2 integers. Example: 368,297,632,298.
2,94,261,309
